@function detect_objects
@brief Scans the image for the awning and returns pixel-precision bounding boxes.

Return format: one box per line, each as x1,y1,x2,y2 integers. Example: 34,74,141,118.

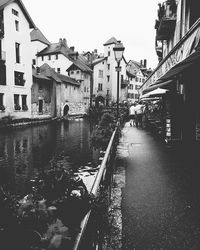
143,47,200,94
159,47,200,81
143,80,173,94
141,88,168,99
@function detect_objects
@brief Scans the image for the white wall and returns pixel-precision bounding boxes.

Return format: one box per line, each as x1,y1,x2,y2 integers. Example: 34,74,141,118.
1,2,33,118
31,41,47,64
37,53,72,75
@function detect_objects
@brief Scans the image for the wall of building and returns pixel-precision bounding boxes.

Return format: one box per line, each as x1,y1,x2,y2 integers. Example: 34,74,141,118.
31,79,53,118
103,43,127,103
31,41,48,65
37,53,72,75
1,2,33,119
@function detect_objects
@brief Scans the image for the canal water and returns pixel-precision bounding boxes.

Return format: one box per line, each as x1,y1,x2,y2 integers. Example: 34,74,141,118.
0,118,99,196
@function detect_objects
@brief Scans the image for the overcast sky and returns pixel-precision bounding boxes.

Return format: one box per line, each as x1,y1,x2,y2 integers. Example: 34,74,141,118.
23,0,162,70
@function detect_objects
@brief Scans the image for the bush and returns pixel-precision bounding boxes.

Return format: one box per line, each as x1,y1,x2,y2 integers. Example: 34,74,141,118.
91,112,115,150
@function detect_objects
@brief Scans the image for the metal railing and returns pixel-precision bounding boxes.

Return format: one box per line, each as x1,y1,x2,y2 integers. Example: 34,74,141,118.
72,126,119,250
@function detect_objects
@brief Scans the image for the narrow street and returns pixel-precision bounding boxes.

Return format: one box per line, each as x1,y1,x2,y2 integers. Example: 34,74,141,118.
118,123,200,250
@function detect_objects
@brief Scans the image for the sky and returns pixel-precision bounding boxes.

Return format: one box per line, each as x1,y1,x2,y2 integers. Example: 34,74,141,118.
23,0,162,70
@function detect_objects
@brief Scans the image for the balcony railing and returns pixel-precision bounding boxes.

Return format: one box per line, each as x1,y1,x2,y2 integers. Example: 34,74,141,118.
155,0,177,40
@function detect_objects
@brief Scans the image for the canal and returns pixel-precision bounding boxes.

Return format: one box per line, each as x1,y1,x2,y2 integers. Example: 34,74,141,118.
0,118,99,196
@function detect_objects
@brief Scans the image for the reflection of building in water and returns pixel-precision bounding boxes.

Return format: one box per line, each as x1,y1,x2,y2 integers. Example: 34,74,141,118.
0,120,99,195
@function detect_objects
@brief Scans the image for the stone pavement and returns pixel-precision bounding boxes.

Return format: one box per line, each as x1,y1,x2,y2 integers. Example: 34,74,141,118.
104,122,200,250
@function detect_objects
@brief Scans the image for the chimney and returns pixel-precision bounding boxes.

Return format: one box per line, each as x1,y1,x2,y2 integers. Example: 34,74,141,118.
143,59,147,68
94,49,97,54
70,46,75,51
62,38,67,47
140,60,143,66
59,38,62,44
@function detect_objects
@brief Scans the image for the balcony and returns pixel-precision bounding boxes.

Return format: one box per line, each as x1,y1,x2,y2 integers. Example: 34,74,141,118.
155,0,177,40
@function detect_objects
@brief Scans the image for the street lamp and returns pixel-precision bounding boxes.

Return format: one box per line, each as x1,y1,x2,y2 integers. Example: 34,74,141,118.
113,41,125,121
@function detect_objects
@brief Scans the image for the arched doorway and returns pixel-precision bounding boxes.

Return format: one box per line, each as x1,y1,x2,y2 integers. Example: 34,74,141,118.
95,96,105,108
63,104,69,118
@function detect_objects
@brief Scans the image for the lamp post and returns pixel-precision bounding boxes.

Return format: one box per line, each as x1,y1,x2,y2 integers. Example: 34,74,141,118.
113,41,125,121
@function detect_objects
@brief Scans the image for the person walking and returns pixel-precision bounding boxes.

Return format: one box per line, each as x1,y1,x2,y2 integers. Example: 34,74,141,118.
129,103,137,127
135,101,145,128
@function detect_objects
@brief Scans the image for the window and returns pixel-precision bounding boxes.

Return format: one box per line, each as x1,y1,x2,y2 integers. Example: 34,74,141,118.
14,94,20,110
77,70,79,74
107,64,110,70
99,70,103,78
41,56,44,61
0,93,3,105
15,43,20,63
0,93,4,110
22,95,28,111
48,55,51,60
107,75,110,82
15,20,19,31
39,100,43,113
84,86,87,92
14,71,24,86
129,84,133,90
0,64,6,85
32,59,36,65
55,54,58,60
98,83,103,91
57,68,60,73
71,71,74,75
135,85,140,90
12,9,19,16
108,51,110,56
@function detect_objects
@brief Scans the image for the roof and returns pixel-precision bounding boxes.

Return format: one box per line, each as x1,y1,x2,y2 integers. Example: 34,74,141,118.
58,74,80,86
103,37,118,46
39,63,61,83
39,63,80,86
37,39,73,57
0,0,35,28
92,57,107,66
31,28,50,45
38,39,92,73
32,67,51,81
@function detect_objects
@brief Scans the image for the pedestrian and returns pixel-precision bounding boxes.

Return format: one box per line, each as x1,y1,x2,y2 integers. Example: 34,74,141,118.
129,103,137,127
135,101,145,128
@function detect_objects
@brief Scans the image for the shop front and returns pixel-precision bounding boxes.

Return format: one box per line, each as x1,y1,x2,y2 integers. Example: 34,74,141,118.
140,22,200,143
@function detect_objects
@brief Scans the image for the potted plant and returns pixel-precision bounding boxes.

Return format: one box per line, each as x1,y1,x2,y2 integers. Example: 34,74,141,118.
14,104,21,111
22,104,28,111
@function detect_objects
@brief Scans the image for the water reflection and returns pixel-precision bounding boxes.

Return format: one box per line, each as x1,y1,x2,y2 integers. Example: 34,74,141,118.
0,119,99,195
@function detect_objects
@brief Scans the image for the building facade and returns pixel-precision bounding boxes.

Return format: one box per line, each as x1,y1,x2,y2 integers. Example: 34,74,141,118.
0,0,35,119
126,60,151,103
140,0,200,143
92,37,128,106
